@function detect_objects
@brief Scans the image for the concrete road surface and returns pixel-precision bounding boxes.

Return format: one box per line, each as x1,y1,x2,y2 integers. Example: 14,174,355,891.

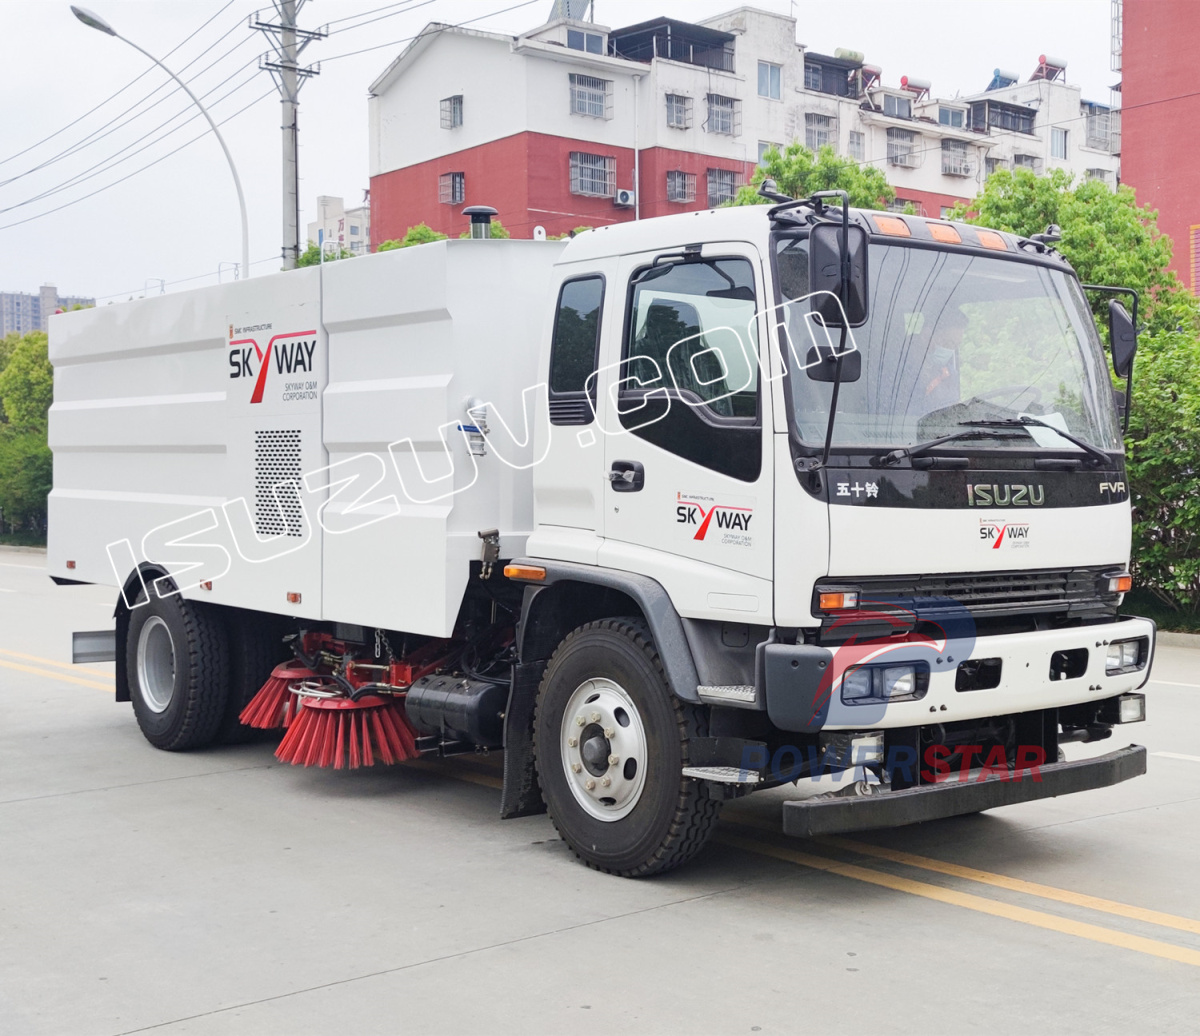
1,547,1198,1035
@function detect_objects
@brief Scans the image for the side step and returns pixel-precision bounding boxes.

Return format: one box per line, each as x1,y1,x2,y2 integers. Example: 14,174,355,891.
72,630,116,663
682,766,761,785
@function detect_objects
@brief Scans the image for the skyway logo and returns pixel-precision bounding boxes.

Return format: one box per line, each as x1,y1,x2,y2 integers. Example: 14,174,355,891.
228,327,317,403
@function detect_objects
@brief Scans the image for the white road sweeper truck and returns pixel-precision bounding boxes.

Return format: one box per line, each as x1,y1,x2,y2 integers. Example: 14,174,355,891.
50,196,1155,875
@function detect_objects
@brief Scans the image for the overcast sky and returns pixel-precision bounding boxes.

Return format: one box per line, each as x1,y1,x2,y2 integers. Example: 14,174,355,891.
0,0,1117,303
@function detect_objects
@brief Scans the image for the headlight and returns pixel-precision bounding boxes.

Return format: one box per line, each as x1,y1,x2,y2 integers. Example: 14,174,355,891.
840,662,929,704
1105,637,1147,674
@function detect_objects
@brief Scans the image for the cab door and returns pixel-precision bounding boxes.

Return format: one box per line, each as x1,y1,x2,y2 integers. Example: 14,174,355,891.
599,244,773,625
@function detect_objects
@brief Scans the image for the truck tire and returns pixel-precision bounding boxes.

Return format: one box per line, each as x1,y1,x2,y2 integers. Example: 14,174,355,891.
533,618,721,876
216,611,288,744
126,590,230,751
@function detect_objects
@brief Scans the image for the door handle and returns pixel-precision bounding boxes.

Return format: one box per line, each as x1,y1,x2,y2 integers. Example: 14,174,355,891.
608,460,644,492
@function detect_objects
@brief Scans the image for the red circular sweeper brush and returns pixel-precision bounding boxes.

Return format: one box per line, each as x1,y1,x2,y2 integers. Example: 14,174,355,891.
274,694,419,769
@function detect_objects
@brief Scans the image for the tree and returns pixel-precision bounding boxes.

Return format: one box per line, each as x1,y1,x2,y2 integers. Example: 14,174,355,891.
549,226,593,240
0,331,53,532
377,223,448,250
296,241,354,267
952,168,1200,609
457,218,510,239
733,143,895,209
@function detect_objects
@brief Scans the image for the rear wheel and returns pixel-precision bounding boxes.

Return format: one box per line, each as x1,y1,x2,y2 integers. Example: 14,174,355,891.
534,618,720,877
126,590,229,751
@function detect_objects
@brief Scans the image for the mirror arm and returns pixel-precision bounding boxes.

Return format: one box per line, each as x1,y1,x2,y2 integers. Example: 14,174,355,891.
1083,284,1139,433
809,190,854,468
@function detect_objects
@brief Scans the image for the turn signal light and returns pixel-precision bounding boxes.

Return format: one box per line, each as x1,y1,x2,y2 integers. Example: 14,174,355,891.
819,591,859,611
286,592,302,604
1108,574,1133,593
504,564,547,582
65,560,76,570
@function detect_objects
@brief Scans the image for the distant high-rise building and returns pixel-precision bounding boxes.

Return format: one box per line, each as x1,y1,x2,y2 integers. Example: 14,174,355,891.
0,284,94,336
306,195,371,256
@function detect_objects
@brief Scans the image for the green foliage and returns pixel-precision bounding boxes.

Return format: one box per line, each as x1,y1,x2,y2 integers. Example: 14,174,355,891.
296,242,354,267
733,143,894,210
549,226,594,240
458,218,510,239
953,168,1200,611
377,223,449,251
0,331,52,532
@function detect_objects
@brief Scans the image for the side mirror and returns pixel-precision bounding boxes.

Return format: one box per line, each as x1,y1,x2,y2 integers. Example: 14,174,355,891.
1108,299,1137,379
805,346,862,383
809,223,869,327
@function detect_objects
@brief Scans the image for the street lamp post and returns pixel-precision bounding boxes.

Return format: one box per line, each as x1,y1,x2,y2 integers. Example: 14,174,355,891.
70,5,251,280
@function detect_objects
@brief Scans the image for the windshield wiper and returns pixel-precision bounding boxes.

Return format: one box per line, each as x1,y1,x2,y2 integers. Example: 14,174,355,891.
958,417,1114,467
877,429,1022,467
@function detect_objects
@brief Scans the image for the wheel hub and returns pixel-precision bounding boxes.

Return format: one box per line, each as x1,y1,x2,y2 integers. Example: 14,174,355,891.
560,678,647,822
136,615,176,714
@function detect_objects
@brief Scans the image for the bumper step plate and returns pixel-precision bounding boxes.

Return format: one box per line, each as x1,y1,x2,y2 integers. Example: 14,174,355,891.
682,766,762,785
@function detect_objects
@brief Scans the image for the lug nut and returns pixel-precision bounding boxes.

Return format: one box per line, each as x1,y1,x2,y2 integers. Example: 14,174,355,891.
585,779,596,790
576,716,585,727
603,727,615,739
571,763,582,773
608,754,620,766
601,777,611,787
590,712,601,723
568,737,577,748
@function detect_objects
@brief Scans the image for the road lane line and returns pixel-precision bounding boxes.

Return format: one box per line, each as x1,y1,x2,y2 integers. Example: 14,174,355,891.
1153,751,1200,764
821,834,1200,937
0,658,113,691
0,646,112,674
0,588,15,593
1152,680,1200,688
0,561,45,569
716,832,1200,968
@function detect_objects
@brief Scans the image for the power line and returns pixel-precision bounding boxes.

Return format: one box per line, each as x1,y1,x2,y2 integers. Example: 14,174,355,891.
93,254,282,302
325,0,438,36
324,1,420,27
0,0,238,171
0,16,258,189
319,0,542,62
0,87,275,233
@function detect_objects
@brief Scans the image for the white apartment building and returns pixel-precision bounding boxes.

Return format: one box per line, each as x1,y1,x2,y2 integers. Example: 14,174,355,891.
306,195,371,255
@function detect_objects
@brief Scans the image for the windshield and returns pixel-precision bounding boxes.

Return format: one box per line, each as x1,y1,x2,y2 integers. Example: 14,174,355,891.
774,237,1122,452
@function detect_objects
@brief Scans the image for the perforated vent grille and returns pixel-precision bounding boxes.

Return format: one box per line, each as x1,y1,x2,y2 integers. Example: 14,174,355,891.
254,430,303,537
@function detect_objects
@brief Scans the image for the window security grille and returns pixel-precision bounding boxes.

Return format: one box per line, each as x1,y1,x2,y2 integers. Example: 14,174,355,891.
805,113,834,151
667,170,696,202
705,94,739,135
439,95,462,129
941,139,970,176
570,74,611,118
848,130,865,161
665,93,692,128
707,168,738,207
887,127,917,167
439,172,465,204
569,152,616,197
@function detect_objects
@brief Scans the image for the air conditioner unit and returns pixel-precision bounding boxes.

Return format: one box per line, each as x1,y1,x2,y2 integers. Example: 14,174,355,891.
614,188,636,207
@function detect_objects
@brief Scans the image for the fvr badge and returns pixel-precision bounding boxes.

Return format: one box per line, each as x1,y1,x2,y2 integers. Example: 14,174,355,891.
675,491,755,548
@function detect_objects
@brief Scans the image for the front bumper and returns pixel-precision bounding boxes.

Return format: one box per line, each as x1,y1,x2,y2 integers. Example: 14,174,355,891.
760,615,1156,732
781,743,1147,837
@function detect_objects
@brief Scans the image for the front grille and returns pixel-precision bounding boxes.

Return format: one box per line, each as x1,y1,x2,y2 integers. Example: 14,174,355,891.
815,566,1122,640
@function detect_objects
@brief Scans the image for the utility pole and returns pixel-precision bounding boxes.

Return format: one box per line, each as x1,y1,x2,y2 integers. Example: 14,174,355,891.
252,2,326,270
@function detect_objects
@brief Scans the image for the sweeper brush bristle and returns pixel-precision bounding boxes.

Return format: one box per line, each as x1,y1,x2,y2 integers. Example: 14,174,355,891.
239,664,317,729
274,695,419,769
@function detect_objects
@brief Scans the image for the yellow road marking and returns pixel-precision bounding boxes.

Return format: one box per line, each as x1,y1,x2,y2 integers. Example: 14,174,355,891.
822,835,1200,938
0,647,112,675
717,832,1200,968
0,658,113,691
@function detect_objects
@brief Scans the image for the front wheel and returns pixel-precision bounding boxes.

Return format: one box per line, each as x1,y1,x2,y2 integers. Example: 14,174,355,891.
534,618,720,876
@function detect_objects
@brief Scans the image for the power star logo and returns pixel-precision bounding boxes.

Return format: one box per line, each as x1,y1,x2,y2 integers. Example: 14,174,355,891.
675,492,754,542
228,326,317,403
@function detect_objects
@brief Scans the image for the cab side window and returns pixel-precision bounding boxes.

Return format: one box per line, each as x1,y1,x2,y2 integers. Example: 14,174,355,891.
548,276,604,425
620,257,761,481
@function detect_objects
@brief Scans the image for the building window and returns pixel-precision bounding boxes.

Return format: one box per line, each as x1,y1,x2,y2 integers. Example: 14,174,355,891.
666,170,696,202
940,206,954,219
665,93,692,129
1085,105,1113,150
569,152,616,197
706,168,739,207
885,198,913,214
570,74,611,119
350,225,359,235
938,107,964,128
757,141,781,166
1086,167,1112,184
941,139,970,176
439,172,465,205
705,94,739,135
567,28,604,54
848,130,865,162
1051,127,1068,159
439,95,463,129
804,62,822,91
883,94,911,119
1013,153,1040,170
886,127,917,167
805,113,834,151
758,61,781,99
985,156,1006,177
975,101,1035,135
